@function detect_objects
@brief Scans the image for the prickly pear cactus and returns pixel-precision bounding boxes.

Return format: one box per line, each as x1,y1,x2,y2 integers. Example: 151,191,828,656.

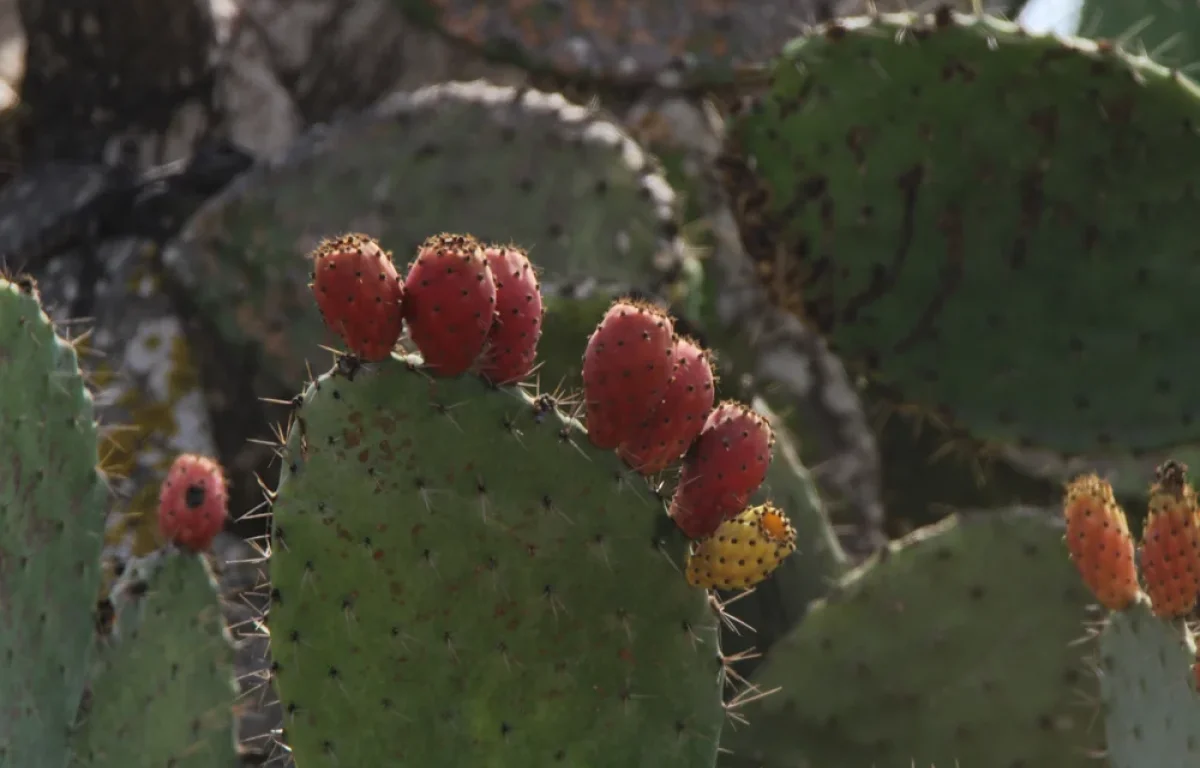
165,79,692,393
721,509,1100,768
1099,596,1200,768
1077,0,1200,69
267,355,724,767
398,0,824,87
0,278,107,768
718,10,1200,459
70,552,238,766
718,399,849,668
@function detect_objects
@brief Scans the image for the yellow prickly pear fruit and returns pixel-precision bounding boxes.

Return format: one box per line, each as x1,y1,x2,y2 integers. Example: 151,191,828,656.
1140,460,1200,618
685,503,797,590
1062,474,1140,611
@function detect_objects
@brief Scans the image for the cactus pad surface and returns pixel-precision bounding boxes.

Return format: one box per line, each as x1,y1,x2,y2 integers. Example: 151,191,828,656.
70,552,238,766
166,80,688,391
723,509,1099,767
267,355,723,766
0,278,107,768
399,0,824,87
1099,596,1200,768
719,10,1200,457
1078,0,1200,70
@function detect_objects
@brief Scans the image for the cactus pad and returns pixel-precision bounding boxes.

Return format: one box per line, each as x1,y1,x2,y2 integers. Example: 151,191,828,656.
723,509,1100,768
399,0,823,87
1078,0,1200,70
1099,597,1200,768
267,355,724,767
718,10,1200,457
166,80,688,392
70,552,238,766
0,278,107,768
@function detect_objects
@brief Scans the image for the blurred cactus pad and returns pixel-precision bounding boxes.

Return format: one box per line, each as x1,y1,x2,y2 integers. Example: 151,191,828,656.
0,277,107,768
399,0,822,86
166,80,690,394
718,10,1200,460
722,509,1100,767
266,354,725,766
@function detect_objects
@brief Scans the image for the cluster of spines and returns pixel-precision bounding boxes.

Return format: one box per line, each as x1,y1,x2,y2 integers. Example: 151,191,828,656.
580,299,796,589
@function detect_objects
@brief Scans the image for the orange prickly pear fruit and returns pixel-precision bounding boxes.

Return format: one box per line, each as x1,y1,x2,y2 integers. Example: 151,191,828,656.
685,503,797,590
1062,473,1139,611
1140,460,1200,619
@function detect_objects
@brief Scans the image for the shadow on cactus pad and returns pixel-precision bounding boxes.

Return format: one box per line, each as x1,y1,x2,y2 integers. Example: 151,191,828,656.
718,10,1200,461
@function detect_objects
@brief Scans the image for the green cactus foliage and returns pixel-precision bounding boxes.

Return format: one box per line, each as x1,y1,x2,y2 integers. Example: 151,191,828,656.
165,79,690,394
0,278,107,768
267,355,725,767
721,509,1101,768
69,552,238,766
1099,597,1200,768
718,10,1200,459
1078,0,1200,70
397,0,823,87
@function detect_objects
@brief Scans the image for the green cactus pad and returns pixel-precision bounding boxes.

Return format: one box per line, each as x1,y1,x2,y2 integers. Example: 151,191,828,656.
165,79,690,393
723,509,1100,768
399,0,824,87
718,10,1200,458
268,355,724,767
0,278,107,768
70,552,238,766
1078,0,1200,70
1099,597,1200,768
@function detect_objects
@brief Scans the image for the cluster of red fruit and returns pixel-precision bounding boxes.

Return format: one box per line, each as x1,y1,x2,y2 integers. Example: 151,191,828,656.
310,232,543,385
152,232,794,592
580,300,777,541
310,230,780,545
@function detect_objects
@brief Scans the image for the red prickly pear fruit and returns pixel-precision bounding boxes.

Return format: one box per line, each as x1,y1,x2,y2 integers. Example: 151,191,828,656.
309,233,405,362
479,244,543,385
157,453,228,553
618,335,715,475
403,233,497,377
669,401,774,539
581,300,676,450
